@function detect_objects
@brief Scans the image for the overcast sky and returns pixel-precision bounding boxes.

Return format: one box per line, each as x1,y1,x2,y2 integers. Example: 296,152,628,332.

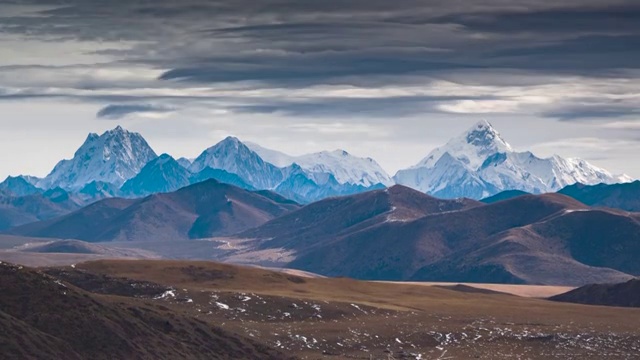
1,0,640,179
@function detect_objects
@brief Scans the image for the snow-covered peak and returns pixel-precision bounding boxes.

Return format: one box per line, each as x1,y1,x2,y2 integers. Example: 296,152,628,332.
216,136,243,150
395,120,632,199
464,120,512,153
293,150,393,187
0,175,43,196
154,153,175,166
550,156,632,186
120,153,191,196
38,126,158,190
244,142,296,167
416,120,512,170
245,143,392,187
110,125,125,133
176,157,193,169
190,137,283,189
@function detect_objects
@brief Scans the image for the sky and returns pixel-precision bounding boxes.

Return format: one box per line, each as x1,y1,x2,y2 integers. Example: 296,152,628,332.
1,0,640,179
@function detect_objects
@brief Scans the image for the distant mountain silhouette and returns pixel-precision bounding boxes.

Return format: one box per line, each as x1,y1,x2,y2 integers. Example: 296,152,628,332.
559,181,640,212
550,279,640,307
481,190,530,203
0,190,82,231
10,180,299,242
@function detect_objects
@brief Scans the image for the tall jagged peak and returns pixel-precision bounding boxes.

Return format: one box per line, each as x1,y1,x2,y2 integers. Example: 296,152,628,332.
197,136,255,160
329,149,350,157
109,124,125,132
39,126,158,190
85,132,100,141
189,135,283,190
103,125,140,139
218,136,242,146
395,120,631,199
414,120,513,170
459,120,513,153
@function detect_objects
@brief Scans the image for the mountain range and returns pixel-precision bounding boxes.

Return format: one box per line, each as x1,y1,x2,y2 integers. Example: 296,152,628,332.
10,180,299,242
8,181,640,286
37,126,158,190
1,121,631,204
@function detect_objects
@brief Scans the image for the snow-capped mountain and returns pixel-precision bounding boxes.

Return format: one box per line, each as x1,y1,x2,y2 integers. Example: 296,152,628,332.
188,138,389,202
0,176,43,196
394,120,631,199
78,181,121,202
275,163,385,203
38,126,158,190
189,137,284,190
120,154,191,197
244,142,296,168
246,143,393,187
190,167,255,191
15,122,632,205
177,157,193,169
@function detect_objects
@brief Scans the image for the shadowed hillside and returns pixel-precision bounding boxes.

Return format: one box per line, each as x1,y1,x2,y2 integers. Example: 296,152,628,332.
0,262,291,360
10,180,299,242
550,279,640,308
237,191,639,285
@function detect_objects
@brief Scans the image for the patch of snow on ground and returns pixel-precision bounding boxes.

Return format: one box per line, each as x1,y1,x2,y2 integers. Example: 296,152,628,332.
216,302,230,310
154,290,176,299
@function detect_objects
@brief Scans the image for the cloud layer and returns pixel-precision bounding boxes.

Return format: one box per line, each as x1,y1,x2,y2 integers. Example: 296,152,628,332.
0,0,639,177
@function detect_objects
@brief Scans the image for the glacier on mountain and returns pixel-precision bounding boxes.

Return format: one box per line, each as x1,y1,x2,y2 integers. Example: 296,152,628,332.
394,120,631,199
19,123,633,204
246,143,393,187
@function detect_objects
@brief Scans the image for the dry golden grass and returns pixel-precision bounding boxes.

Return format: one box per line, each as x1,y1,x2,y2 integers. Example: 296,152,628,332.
383,281,575,298
78,259,640,333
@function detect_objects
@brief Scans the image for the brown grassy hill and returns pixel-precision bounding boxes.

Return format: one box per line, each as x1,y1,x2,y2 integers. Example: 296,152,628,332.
239,192,638,285
550,279,640,307
10,180,299,242
0,261,290,360
22,239,158,258
62,259,640,359
240,185,481,251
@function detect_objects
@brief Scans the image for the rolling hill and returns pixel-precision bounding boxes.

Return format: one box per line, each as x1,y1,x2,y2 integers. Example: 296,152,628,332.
550,279,640,308
0,261,290,359
481,190,530,203
60,259,640,359
234,189,639,285
9,180,299,242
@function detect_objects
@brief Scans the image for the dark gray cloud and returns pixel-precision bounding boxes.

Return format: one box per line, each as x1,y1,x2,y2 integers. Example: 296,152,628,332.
546,107,640,121
0,0,639,121
96,104,174,119
228,95,502,117
428,4,640,33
